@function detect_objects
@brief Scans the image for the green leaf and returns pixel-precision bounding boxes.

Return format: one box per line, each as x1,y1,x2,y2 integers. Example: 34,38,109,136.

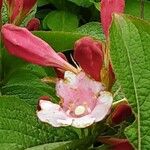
33,31,85,51
67,0,92,7
125,0,150,20
110,14,150,149
1,66,58,105
43,10,79,31
0,96,78,149
26,136,93,150
33,27,104,52
77,22,105,41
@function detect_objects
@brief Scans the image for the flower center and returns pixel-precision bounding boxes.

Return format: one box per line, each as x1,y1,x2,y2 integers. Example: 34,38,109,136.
75,105,86,116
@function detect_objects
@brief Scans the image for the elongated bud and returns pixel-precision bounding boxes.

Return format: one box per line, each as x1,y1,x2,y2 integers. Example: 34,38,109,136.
98,136,134,150
74,36,104,81
54,53,68,78
6,0,37,25
6,0,23,23
22,0,37,15
101,0,125,38
1,24,77,73
26,18,40,31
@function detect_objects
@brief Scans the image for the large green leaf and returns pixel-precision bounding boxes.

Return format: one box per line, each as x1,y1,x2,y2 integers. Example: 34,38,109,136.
76,22,105,40
43,10,79,31
110,14,150,149
125,0,150,20
1,65,58,105
0,96,78,150
33,23,103,51
26,136,93,150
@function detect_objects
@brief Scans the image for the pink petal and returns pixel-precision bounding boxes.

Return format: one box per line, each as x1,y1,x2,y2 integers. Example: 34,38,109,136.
37,100,72,127
6,0,23,23
22,0,37,15
74,36,104,81
56,71,104,112
90,91,113,122
26,18,40,31
2,24,77,73
101,0,125,38
72,116,95,128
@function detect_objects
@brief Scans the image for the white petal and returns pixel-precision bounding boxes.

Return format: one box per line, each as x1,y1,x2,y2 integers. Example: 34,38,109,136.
37,100,72,127
90,91,113,122
72,116,95,128
64,71,76,85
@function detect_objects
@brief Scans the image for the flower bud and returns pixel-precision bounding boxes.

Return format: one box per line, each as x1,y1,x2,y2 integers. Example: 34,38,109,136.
1,24,77,73
101,0,125,38
74,36,104,81
26,18,40,31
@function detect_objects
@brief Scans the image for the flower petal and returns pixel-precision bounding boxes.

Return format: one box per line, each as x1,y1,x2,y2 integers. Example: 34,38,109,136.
72,115,95,128
2,24,77,73
37,100,72,127
74,36,103,81
101,0,125,38
90,91,113,122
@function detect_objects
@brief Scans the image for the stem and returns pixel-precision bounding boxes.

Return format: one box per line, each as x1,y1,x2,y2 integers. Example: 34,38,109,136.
81,129,86,138
140,0,144,19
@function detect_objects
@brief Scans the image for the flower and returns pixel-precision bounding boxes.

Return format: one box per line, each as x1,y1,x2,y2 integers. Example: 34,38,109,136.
37,71,113,128
5,0,37,25
74,37,104,81
98,136,134,150
101,0,125,38
26,18,40,31
1,24,77,73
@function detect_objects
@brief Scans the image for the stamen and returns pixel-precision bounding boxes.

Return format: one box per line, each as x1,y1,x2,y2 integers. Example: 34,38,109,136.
75,105,86,116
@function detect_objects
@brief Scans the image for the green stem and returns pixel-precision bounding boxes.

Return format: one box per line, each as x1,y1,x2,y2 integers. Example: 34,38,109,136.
140,0,144,19
81,129,86,138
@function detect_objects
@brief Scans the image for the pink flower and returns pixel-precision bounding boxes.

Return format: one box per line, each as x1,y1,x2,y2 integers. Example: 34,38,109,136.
1,24,77,73
101,0,125,38
2,25,114,128
37,71,113,128
98,136,134,150
26,18,40,31
0,0,2,11
74,37,104,81
5,0,37,25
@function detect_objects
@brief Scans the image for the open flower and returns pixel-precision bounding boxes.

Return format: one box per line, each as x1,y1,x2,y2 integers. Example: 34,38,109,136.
37,71,113,128
1,0,125,128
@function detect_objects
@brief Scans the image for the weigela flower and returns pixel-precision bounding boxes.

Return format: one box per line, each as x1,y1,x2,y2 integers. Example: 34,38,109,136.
26,18,40,31
98,136,134,150
5,0,37,25
101,0,125,38
1,0,125,128
2,24,113,128
37,71,113,128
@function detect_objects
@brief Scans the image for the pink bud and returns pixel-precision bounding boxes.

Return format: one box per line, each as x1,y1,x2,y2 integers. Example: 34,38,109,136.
1,24,77,73
101,0,125,38
22,0,37,15
26,18,40,31
6,0,37,25
6,0,23,23
98,136,134,150
111,102,132,125
74,37,104,81
54,53,68,78
0,0,3,11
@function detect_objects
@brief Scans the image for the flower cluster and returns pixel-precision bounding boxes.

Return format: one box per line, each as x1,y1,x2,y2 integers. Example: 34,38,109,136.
1,0,126,128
